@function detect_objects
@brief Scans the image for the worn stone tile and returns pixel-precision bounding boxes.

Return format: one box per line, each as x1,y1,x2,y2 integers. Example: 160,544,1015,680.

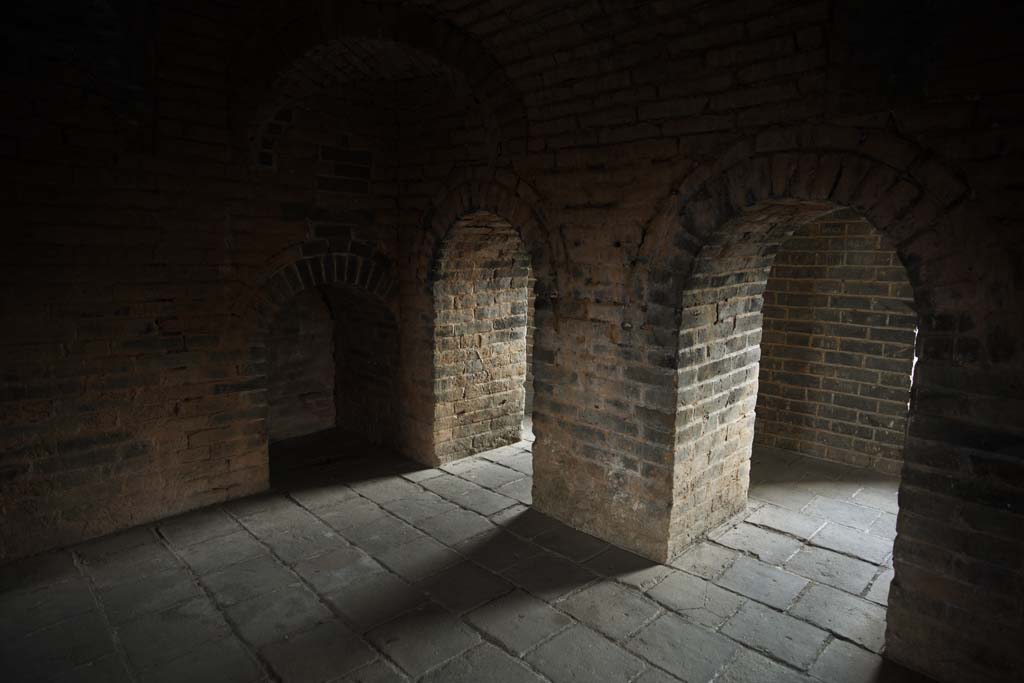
315,497,389,533
527,624,644,683
421,642,542,683
341,515,424,556
324,572,426,632
0,575,96,639
852,485,900,514
117,598,230,671
50,655,133,683
293,546,384,594
745,505,826,540
809,524,892,565
366,603,479,677
416,508,495,546
476,443,529,464
260,520,350,564
99,569,200,624
796,476,863,502
261,619,377,682
456,528,541,572
784,546,877,595
809,639,887,683
492,451,533,476
867,512,898,540
82,542,181,589
670,541,739,580
440,481,518,515
496,477,533,504
718,648,811,683
74,528,155,566
139,636,262,683
532,523,608,562
338,660,405,682
223,493,296,520
421,561,513,613
379,490,458,524
585,546,673,590
502,551,596,602
865,567,894,605
288,483,359,510
466,589,572,655
790,583,887,652
376,534,462,581
716,556,808,610
631,668,681,683
748,480,817,511
237,504,319,537
158,508,240,548
400,468,445,483
715,523,803,565
450,459,526,489
646,570,744,628
349,476,422,504
177,529,269,575
490,505,561,538
627,612,738,682
3,611,116,682
559,581,661,639
202,555,297,606
804,498,881,531
721,601,828,669
227,584,333,647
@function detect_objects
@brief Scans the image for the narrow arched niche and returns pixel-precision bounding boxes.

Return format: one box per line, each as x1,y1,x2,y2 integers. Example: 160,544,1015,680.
431,210,533,463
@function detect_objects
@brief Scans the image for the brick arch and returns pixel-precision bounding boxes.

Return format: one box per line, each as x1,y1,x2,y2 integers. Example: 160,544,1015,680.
231,238,398,334
231,2,528,167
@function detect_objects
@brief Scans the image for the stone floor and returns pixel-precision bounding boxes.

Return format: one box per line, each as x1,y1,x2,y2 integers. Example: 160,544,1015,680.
0,441,930,683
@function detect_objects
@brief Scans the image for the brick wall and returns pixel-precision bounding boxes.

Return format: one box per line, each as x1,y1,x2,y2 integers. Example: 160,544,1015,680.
432,211,530,461
266,288,336,443
755,212,917,474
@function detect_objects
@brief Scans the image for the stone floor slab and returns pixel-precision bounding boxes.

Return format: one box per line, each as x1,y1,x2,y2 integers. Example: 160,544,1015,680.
646,570,745,628
559,581,661,639
421,643,542,683
456,529,541,572
3,611,116,682
416,508,495,546
527,624,644,683
99,569,200,624
465,589,572,655
177,529,269,575
790,583,887,652
366,603,480,677
532,523,609,562
203,555,297,606
721,601,828,670
715,556,808,610
325,571,426,632
804,498,882,531
421,561,513,613
745,505,826,541
809,524,892,565
261,618,377,682
715,524,803,565
293,546,384,594
670,541,739,580
375,534,463,582
626,612,738,683
585,546,674,590
138,636,262,683
117,597,230,672
717,648,811,683
227,584,333,647
784,546,877,595
502,551,596,602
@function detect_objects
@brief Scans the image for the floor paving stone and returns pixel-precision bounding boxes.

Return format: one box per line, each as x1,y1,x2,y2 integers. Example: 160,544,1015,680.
868,512,898,540
202,555,297,606
422,475,518,515
0,575,96,639
421,642,542,683
52,655,133,683
626,612,738,683
456,528,542,571
288,483,359,510
416,507,495,545
261,619,377,682
338,660,405,682
293,546,385,594
721,601,828,669
379,490,458,524
421,561,513,613
669,541,739,580
375,534,463,581
117,597,231,671
532,523,609,562
527,624,644,683
809,524,892,565
789,583,887,652
227,584,333,647
804,497,882,531
158,508,240,549
646,570,745,628
852,485,899,514
714,523,803,565
324,571,426,632
717,648,811,683
865,567,894,605
490,505,562,538
749,480,818,511
632,667,682,683
315,497,389,533
3,611,116,682
261,521,350,564
139,636,262,683
350,476,422,504
585,546,674,590
496,477,533,504
559,580,661,639
745,505,827,540
99,568,200,624
502,551,596,602
809,638,887,683
341,515,425,556
400,467,445,483
366,603,480,677
784,546,877,595
450,460,526,489
82,541,181,589
176,529,269,575
715,556,808,610
465,589,572,655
